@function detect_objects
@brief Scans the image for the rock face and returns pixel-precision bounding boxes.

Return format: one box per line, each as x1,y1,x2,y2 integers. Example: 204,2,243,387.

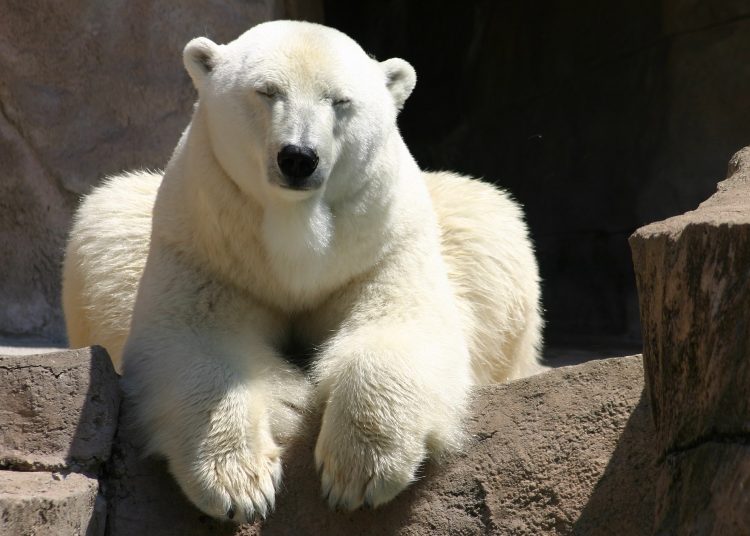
105,355,654,535
630,146,750,534
0,347,119,536
0,1,322,342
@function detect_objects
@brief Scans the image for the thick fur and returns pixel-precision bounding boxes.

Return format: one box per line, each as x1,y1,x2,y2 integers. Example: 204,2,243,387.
62,21,542,522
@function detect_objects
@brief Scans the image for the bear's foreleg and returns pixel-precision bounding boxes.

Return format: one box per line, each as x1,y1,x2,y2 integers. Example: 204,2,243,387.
126,334,310,523
312,263,471,510
123,255,310,523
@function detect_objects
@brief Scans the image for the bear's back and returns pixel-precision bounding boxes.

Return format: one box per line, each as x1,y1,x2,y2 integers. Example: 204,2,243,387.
425,171,543,382
63,170,162,371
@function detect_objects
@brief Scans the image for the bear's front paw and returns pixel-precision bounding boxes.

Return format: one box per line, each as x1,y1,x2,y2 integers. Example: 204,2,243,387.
175,442,282,524
314,403,426,510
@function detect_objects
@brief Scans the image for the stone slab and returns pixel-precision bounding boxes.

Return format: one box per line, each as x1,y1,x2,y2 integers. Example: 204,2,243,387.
0,470,103,536
0,347,120,472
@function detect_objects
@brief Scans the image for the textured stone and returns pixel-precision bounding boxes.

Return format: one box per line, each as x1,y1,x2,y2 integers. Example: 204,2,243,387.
0,347,120,472
105,355,654,535
0,470,103,536
0,1,322,341
654,444,750,535
630,146,750,533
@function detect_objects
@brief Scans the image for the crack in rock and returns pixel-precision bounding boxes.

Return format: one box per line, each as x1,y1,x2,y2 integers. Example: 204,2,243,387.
662,431,750,462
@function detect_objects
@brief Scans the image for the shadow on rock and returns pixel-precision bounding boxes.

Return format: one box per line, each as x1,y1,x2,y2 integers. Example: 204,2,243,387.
573,389,657,535
103,397,241,536
65,346,121,473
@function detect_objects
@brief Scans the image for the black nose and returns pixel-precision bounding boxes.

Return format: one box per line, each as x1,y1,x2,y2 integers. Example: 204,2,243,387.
277,145,319,181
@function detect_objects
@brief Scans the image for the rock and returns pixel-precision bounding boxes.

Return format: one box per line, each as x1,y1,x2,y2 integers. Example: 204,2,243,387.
630,146,750,534
0,347,120,472
0,470,103,536
0,1,322,342
0,347,117,535
105,355,654,535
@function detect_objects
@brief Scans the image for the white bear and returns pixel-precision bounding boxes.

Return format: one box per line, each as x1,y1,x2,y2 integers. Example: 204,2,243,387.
62,21,542,522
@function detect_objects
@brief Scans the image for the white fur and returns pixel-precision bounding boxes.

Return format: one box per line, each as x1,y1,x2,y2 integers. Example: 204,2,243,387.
62,21,543,522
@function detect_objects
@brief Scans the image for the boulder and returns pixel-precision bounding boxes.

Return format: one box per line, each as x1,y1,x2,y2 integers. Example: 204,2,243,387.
630,146,750,534
105,355,655,535
0,471,103,536
0,346,120,472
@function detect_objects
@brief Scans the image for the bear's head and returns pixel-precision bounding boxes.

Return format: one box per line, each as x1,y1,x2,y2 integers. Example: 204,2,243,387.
183,21,416,204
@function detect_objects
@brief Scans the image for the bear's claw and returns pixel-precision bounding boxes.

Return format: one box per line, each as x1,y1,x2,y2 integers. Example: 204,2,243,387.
174,441,281,524
315,430,420,510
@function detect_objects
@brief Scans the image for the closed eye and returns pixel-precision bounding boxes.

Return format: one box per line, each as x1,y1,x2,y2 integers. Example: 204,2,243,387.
256,85,280,99
332,97,351,107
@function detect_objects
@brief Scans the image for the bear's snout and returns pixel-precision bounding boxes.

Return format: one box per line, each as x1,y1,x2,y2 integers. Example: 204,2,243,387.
277,144,320,189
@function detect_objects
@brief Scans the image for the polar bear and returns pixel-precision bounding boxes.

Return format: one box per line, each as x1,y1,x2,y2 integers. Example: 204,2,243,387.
62,21,542,522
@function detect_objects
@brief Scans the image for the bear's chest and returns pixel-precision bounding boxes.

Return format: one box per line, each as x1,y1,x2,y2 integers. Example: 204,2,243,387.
253,203,388,311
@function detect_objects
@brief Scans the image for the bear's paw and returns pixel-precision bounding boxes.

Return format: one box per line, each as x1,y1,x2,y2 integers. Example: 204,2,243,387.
178,442,282,524
314,402,426,510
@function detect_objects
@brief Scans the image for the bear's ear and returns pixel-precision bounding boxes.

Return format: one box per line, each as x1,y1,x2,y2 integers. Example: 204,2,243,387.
183,37,220,89
380,58,416,112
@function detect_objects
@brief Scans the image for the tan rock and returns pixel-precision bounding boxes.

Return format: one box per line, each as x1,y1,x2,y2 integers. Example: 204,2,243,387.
630,146,750,534
105,355,654,535
0,347,120,472
0,470,103,536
